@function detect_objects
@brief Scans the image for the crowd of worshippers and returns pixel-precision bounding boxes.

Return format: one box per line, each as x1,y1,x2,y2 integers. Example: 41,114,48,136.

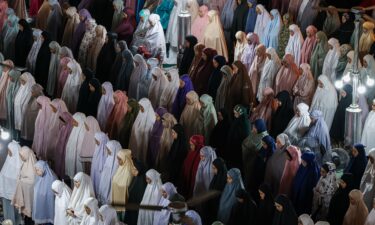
2,0,375,224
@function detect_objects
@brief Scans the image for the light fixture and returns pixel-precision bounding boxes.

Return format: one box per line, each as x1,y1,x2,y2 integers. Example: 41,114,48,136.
343,73,351,83
335,80,344,89
0,129,10,140
358,84,367,94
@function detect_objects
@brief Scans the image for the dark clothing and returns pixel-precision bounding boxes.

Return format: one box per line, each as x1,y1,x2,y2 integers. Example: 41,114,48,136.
34,32,52,88
14,19,33,67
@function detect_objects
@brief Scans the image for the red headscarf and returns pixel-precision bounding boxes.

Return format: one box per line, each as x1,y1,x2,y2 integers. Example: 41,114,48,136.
279,145,301,197
180,135,205,198
105,90,128,138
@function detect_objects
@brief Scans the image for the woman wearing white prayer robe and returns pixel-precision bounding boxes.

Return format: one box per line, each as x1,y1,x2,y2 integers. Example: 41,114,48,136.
284,102,311,144
137,169,162,225
234,31,247,61
13,72,35,132
145,14,166,61
159,68,179,112
52,180,72,225
310,75,338,130
99,205,119,225
322,38,340,82
253,4,271,44
80,197,99,225
361,55,375,105
362,100,375,152
65,112,87,178
165,0,183,54
360,149,375,211
285,24,304,66
153,182,178,225
67,172,95,225
257,47,281,101
0,141,22,225
62,60,83,113
148,67,168,109
129,98,156,165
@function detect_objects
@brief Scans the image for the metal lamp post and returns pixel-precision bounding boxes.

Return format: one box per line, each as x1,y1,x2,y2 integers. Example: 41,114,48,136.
177,0,191,68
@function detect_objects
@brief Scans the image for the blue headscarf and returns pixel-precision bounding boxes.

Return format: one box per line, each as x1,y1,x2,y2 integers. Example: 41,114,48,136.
217,168,244,224
291,151,320,215
345,143,368,189
253,118,267,134
263,9,282,49
245,0,257,33
172,74,194,120
33,160,57,224
220,0,236,31
260,135,276,160
306,110,331,154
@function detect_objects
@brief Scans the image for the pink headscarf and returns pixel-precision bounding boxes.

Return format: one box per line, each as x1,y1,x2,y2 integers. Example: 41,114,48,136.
80,116,101,161
274,54,300,95
279,145,301,197
56,57,72,98
300,25,317,64
46,99,68,160
0,1,8,32
191,5,209,42
32,96,53,160
105,90,128,138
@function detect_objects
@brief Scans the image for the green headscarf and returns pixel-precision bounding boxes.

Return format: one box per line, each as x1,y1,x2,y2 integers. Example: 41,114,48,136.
118,98,140,147
277,13,292,58
310,31,329,79
6,69,21,137
199,94,218,143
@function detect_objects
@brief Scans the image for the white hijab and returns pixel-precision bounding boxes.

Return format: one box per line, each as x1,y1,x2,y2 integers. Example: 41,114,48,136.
148,67,168,108
159,68,179,111
343,50,362,76
362,107,375,153
310,75,338,129
68,172,95,223
14,72,35,130
98,205,119,225
137,169,162,225
166,0,183,48
322,38,340,82
65,112,87,178
146,14,166,61
0,141,21,200
253,4,271,43
153,182,177,225
129,98,156,164
360,149,375,210
365,207,375,225
52,180,72,225
285,24,304,66
98,140,121,205
62,60,83,113
284,102,311,143
80,197,99,225
97,82,115,130
257,47,281,101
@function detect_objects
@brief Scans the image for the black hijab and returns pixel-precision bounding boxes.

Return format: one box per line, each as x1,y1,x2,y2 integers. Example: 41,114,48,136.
85,78,102,116
167,124,188,184
76,68,94,113
330,84,353,142
272,195,298,225
345,143,367,189
270,91,294,138
209,157,228,191
15,19,33,67
327,173,354,225
210,109,230,157
110,40,128,84
96,32,118,83
125,159,147,225
258,183,275,225
116,49,134,91
230,0,249,42
179,35,198,76
332,12,355,45
228,189,257,225
208,55,226,101
34,31,52,88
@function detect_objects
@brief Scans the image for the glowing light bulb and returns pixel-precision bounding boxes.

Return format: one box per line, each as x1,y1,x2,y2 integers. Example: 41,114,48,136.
358,85,367,94
343,74,351,83
335,80,344,89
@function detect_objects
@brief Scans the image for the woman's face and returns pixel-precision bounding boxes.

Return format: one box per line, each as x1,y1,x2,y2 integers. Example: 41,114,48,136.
18,24,24,31
318,80,324,88
200,153,206,161
74,181,80,188
289,30,295,36
328,43,333,50
84,205,91,215
99,214,104,222
227,174,233,183
232,64,238,74
117,156,124,166
161,189,168,199
132,167,139,176
320,168,328,178
349,196,356,205
372,102,375,112
347,57,352,64
89,83,95,92
179,79,185,88
275,203,283,212
139,105,145,113
155,113,161,121
95,138,100,146
258,190,265,200
340,90,347,98
20,79,26,85
213,59,219,69
35,167,44,176
146,176,152,184
102,87,106,95
276,138,283,149
7,148,12,157
233,110,240,118
190,141,195,151
50,47,56,54
172,129,178,140
363,59,368,68
301,159,307,167
202,53,208,61
352,147,359,157
212,164,218,175
106,147,112,156
198,8,205,17
296,108,301,117
261,141,268,149
247,2,252,7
